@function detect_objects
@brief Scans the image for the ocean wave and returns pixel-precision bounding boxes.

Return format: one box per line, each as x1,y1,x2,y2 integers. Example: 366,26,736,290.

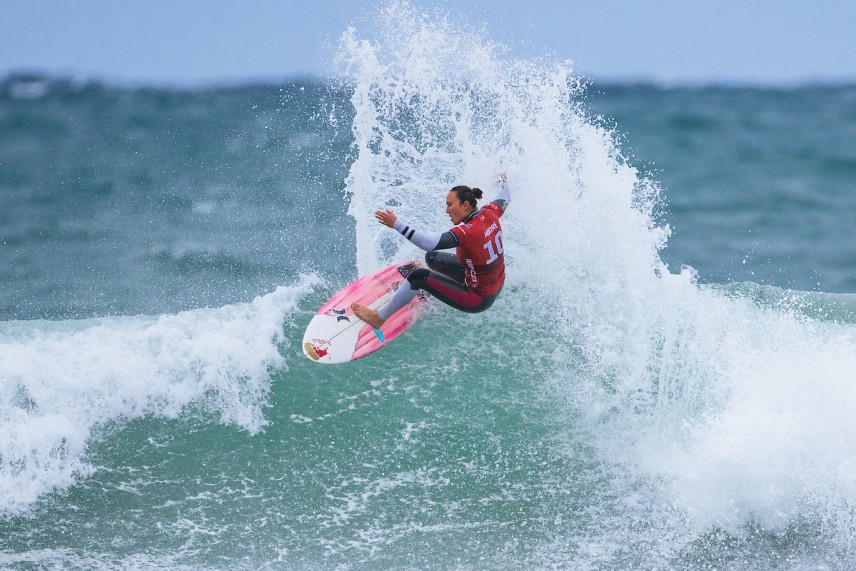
0,275,319,514
337,1,856,562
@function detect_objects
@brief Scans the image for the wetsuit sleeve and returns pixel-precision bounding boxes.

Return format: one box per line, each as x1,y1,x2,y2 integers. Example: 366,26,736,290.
492,179,511,212
393,220,458,251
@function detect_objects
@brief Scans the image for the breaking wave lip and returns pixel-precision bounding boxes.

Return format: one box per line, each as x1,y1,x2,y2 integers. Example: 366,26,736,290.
0,274,320,515
336,0,856,557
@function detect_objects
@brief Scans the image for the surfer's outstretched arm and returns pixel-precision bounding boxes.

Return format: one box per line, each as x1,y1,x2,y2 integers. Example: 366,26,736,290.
374,209,457,251
392,220,457,251
492,174,511,212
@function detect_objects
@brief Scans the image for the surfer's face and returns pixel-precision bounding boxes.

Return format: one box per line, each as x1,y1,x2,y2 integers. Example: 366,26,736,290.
446,191,473,225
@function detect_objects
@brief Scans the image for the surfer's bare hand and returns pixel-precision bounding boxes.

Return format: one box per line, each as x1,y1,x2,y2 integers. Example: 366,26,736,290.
375,210,397,227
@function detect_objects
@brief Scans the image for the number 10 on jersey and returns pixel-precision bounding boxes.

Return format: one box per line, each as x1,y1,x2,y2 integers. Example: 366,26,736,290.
483,231,504,264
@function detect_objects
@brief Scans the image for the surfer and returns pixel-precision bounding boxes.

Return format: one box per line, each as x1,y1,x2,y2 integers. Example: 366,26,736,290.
352,174,510,328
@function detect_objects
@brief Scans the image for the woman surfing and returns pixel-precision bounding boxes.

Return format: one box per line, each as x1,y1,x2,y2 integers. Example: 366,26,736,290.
352,174,510,328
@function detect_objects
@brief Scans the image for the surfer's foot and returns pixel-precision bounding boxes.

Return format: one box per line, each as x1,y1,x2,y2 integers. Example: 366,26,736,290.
351,303,385,329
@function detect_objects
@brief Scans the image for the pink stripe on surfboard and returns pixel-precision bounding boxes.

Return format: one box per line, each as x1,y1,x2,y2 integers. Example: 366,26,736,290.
351,296,423,360
315,262,427,361
317,263,412,317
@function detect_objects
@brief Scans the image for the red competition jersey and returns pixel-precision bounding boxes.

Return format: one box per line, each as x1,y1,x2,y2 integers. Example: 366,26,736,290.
449,202,506,296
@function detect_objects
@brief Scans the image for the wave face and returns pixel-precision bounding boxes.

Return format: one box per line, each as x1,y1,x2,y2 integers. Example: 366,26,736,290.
337,1,856,567
0,280,316,513
3,1,856,568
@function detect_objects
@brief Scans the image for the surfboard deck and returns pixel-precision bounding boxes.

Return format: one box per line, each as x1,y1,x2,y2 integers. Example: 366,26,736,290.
302,261,427,364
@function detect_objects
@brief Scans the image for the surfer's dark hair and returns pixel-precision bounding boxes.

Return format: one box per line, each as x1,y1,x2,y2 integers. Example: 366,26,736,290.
451,185,483,209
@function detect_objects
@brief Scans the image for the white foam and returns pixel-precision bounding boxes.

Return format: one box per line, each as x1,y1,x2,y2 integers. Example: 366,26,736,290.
0,275,320,514
337,0,856,551
664,304,856,533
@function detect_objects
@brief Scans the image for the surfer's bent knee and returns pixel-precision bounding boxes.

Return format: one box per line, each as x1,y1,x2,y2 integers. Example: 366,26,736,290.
407,268,430,289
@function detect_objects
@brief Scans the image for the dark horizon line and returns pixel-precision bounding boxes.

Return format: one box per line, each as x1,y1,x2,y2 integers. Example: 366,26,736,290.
3,68,855,93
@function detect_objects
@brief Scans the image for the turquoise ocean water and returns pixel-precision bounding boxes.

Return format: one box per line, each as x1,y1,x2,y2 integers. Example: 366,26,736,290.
3,4,856,569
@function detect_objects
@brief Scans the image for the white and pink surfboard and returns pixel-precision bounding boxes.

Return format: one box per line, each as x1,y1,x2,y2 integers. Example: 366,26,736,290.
302,261,428,364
